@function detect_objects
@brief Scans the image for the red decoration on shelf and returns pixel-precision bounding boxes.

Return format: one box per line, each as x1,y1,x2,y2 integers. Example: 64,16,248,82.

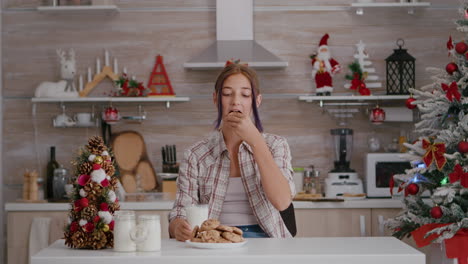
406,96,417,109
422,139,446,170
147,55,175,96
430,206,443,219
79,197,89,208
369,105,385,125
441,81,461,102
457,141,468,154
455,41,468,54
406,183,419,195
102,106,120,125
446,62,458,75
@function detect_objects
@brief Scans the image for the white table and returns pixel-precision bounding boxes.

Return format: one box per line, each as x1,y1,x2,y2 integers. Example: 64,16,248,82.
32,237,425,264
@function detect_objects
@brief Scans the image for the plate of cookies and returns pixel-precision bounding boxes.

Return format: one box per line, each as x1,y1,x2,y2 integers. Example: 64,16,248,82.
186,219,247,249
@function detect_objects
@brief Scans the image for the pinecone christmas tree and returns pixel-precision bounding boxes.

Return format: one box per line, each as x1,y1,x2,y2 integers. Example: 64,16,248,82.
385,3,468,262
64,136,120,249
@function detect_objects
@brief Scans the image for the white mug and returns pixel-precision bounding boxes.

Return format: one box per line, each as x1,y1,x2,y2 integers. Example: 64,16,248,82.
74,113,91,125
54,113,74,126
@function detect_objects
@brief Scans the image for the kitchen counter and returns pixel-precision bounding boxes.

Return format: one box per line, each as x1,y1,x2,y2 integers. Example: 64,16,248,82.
5,198,407,211
32,238,424,264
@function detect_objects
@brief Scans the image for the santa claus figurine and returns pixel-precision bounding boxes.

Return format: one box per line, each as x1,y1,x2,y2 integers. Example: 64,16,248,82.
311,33,341,96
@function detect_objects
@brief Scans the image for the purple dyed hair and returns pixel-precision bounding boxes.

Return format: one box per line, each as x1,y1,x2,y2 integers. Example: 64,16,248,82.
214,63,263,132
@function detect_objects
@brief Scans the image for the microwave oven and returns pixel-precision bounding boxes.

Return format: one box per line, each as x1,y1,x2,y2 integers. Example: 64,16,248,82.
365,153,413,198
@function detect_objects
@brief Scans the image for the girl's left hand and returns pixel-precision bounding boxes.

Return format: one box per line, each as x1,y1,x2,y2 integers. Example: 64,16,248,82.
225,112,260,144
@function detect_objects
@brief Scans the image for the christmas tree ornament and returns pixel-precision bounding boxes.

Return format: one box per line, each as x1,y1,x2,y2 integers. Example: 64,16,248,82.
422,139,446,170
385,38,415,95
448,164,468,187
441,81,461,102
310,33,341,96
406,183,419,195
405,94,417,109
455,41,468,54
430,206,443,219
369,105,385,124
445,62,458,75
457,140,468,154
93,156,104,165
65,136,120,250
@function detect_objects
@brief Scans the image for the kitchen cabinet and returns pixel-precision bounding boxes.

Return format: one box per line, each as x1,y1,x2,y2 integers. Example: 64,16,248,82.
295,208,371,237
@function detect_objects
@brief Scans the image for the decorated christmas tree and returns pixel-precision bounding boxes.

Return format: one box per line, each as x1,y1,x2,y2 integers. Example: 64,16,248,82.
64,136,120,249
385,3,468,263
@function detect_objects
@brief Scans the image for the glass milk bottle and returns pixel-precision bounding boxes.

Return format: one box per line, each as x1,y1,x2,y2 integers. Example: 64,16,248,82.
130,215,161,252
113,211,136,252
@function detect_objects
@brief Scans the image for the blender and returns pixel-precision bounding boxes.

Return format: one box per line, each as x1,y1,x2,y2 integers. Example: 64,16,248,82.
325,128,364,198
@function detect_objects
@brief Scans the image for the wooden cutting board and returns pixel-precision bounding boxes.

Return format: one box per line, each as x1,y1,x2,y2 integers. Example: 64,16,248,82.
110,131,158,192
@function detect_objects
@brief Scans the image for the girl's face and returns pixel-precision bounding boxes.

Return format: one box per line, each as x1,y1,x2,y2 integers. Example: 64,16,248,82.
213,73,261,120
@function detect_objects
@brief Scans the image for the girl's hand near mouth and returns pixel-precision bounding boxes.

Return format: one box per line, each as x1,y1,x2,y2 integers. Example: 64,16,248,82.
225,111,261,145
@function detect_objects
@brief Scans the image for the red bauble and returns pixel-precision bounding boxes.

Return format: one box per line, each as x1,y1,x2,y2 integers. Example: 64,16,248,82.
406,97,417,109
370,106,385,125
458,141,468,154
70,222,79,233
79,197,89,208
446,62,458,75
92,164,101,170
84,222,95,233
430,206,443,219
406,183,419,195
455,42,468,54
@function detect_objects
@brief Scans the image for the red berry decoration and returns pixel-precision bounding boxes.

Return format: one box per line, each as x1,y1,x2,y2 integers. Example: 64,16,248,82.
446,62,458,75
458,141,468,154
406,97,417,109
430,206,443,219
455,41,468,54
406,183,419,195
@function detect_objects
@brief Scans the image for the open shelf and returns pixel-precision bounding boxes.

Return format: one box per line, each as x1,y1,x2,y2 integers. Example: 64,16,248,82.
37,5,119,14
31,96,189,103
299,94,410,102
351,2,430,15
31,96,190,109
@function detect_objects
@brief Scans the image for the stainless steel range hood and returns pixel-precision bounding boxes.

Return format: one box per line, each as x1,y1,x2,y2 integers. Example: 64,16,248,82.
183,0,288,70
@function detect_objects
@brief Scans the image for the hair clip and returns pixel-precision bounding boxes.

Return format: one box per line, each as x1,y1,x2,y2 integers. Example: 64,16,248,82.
225,59,248,67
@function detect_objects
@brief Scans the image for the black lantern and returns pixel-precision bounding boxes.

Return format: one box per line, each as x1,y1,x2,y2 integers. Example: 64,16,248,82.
385,39,415,95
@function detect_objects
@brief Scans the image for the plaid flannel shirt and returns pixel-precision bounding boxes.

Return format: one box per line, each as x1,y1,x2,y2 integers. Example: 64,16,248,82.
169,130,296,238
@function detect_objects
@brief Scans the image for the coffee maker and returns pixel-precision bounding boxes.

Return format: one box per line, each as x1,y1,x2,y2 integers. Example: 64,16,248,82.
325,128,364,198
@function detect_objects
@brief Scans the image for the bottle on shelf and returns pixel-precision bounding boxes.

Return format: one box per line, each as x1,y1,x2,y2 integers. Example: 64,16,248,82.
46,146,60,201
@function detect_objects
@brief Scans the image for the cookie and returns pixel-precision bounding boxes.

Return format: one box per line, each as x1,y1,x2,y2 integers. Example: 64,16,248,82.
216,225,233,233
201,230,221,242
191,225,199,238
199,219,220,232
190,237,203,243
231,226,243,236
221,231,244,243
215,237,232,243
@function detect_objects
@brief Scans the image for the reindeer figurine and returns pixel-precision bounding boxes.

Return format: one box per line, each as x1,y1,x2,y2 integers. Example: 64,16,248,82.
34,48,79,98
